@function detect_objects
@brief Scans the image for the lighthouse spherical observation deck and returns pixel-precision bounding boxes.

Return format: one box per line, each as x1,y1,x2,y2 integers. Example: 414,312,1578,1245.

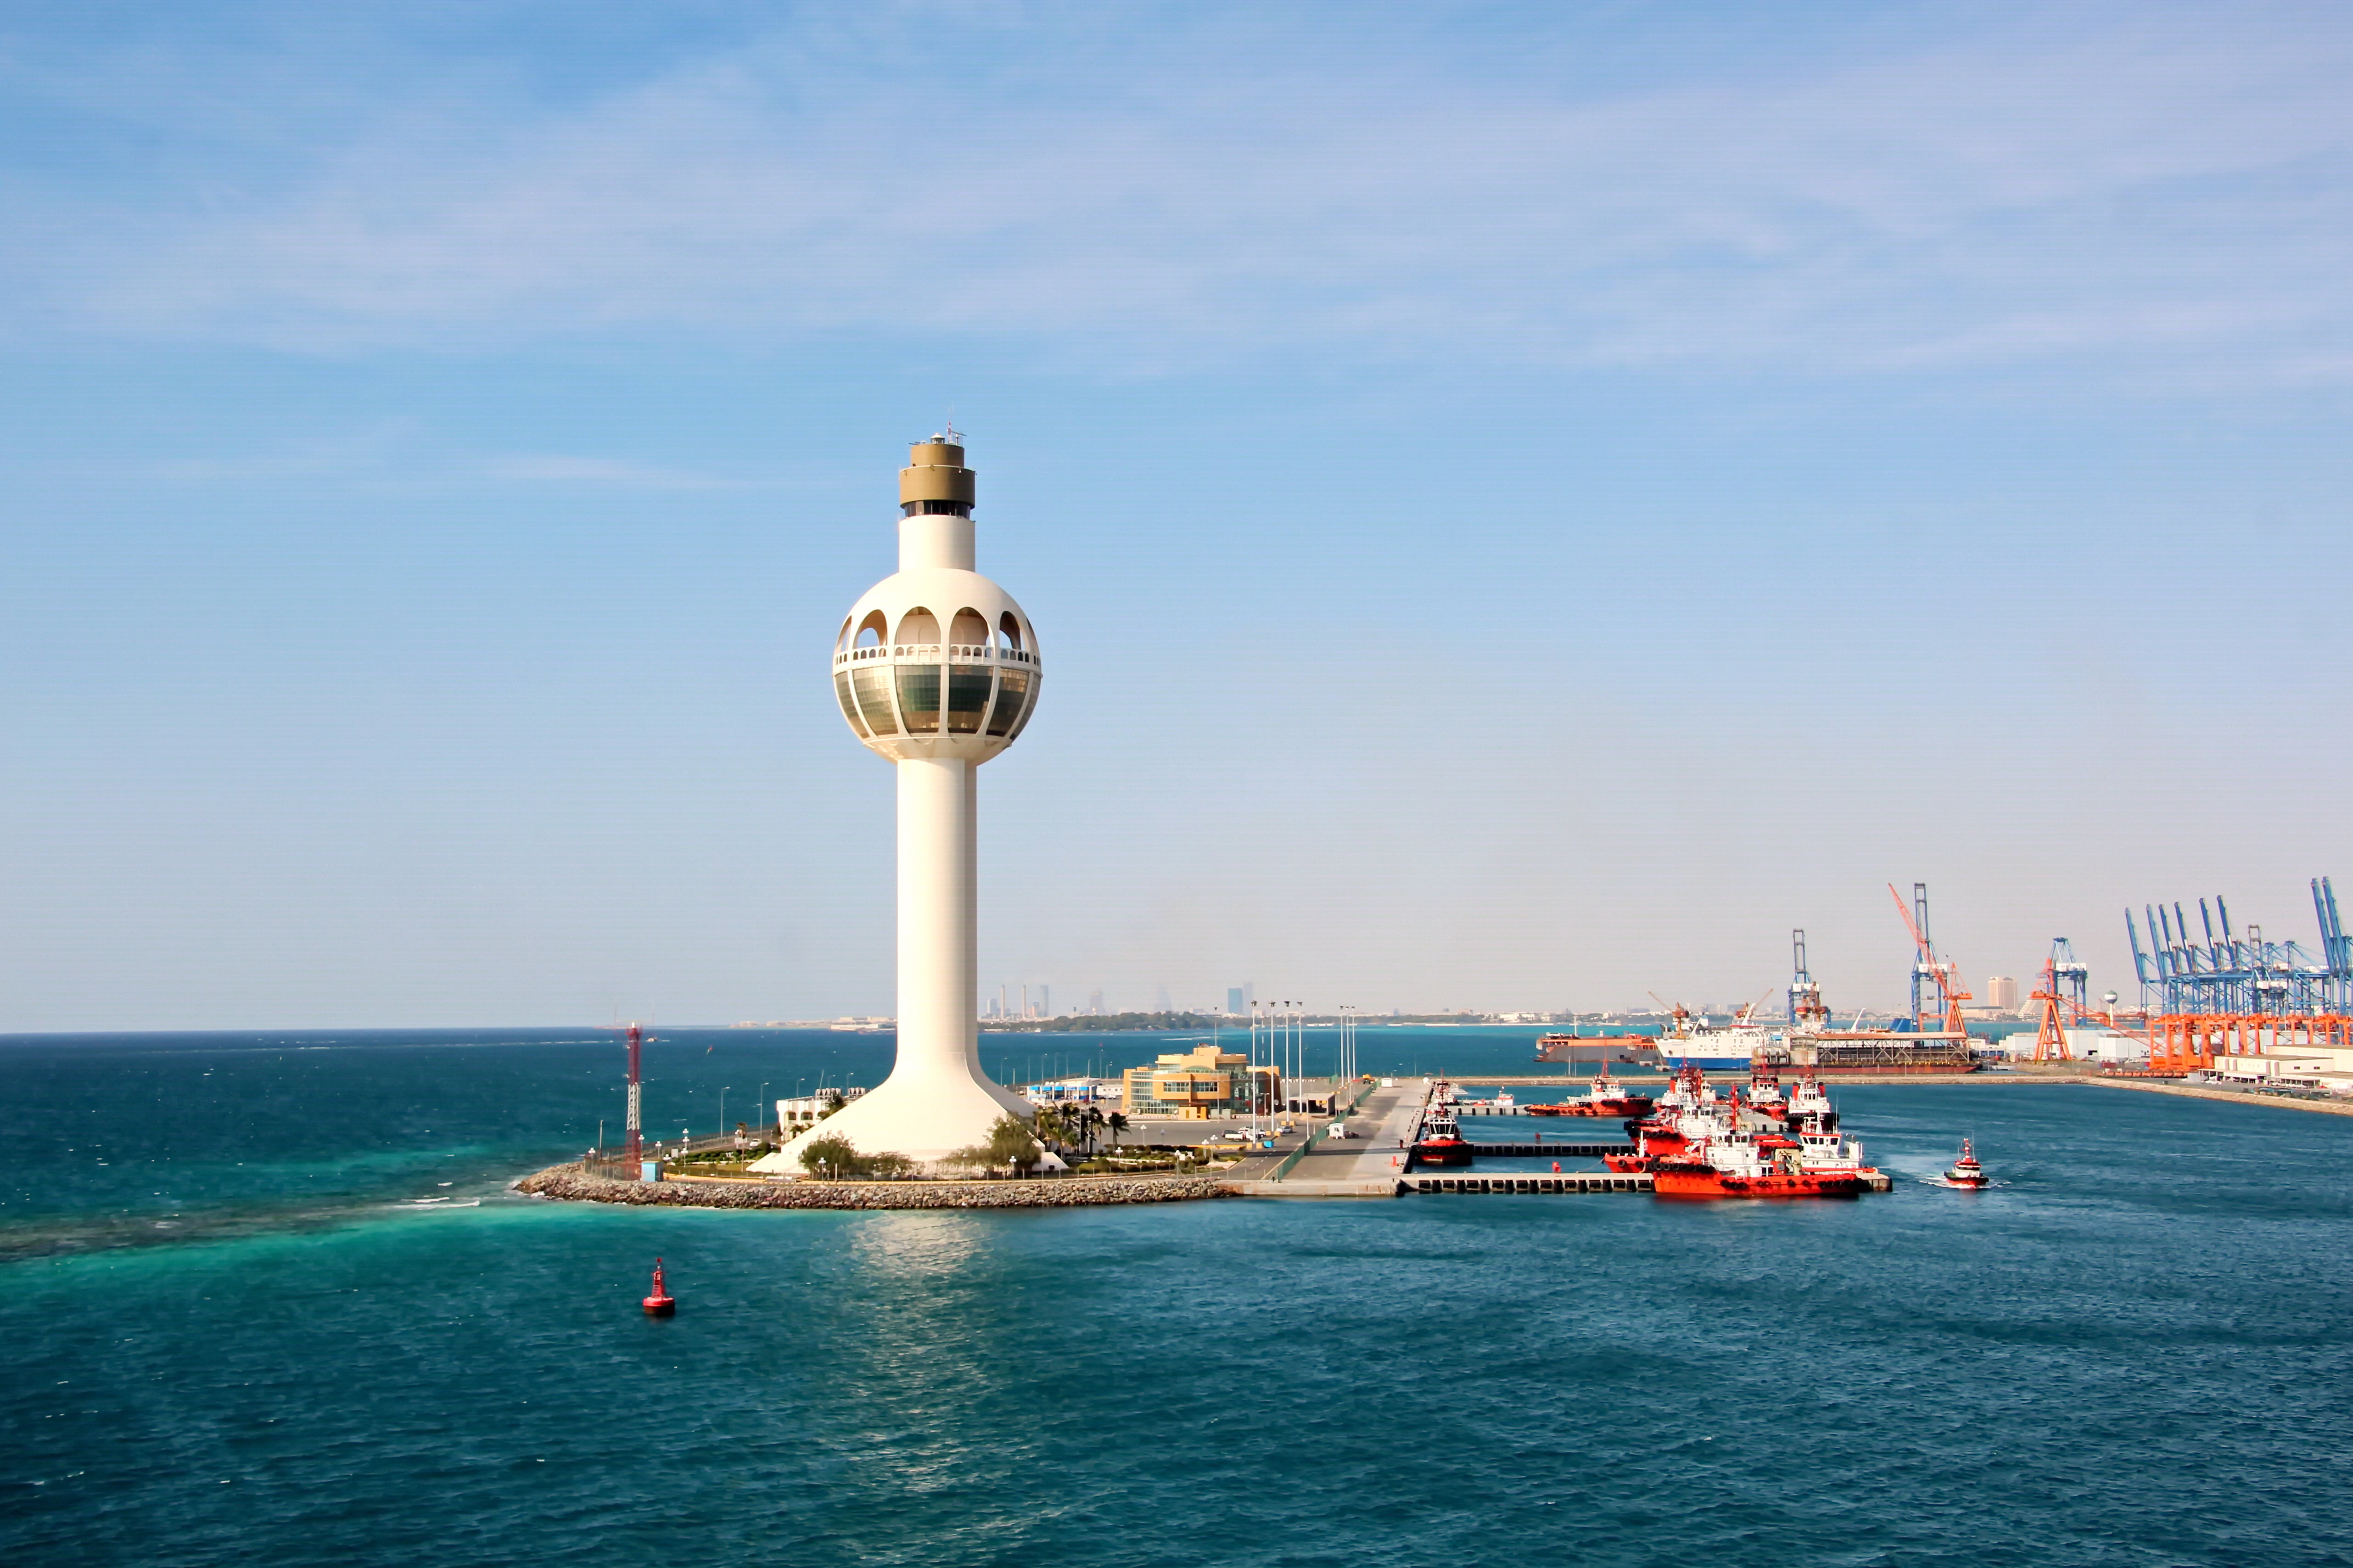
832,575,1040,763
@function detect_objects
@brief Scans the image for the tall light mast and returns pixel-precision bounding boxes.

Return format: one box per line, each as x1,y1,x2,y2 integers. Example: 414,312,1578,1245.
625,1022,644,1163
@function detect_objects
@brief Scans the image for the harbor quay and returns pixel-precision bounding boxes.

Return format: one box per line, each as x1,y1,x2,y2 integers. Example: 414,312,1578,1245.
522,1065,2353,1213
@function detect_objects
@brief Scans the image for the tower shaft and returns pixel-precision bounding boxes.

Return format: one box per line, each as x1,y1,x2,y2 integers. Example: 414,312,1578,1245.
896,756,978,1083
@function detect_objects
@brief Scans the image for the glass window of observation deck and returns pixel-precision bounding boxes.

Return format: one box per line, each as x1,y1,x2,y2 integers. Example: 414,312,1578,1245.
946,663,992,733
852,665,899,734
984,667,1029,737
834,669,871,737
896,662,941,733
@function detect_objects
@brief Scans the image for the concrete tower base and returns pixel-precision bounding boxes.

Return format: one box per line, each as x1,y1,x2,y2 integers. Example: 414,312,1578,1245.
751,757,1030,1174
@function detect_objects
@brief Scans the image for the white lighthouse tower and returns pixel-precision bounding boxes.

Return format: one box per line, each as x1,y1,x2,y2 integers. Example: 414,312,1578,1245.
757,431,1041,1171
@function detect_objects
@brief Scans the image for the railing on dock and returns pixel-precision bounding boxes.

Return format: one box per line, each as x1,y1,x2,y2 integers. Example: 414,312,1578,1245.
583,1127,778,1180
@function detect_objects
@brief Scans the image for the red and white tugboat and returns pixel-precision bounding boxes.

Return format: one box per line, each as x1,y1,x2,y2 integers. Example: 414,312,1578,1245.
1604,1128,1658,1173
1528,1069,1657,1118
1783,1074,1838,1130
1792,1114,1885,1189
1746,1067,1789,1121
1624,1065,1728,1154
1939,1138,1989,1189
1412,1106,1473,1169
1651,1126,1863,1199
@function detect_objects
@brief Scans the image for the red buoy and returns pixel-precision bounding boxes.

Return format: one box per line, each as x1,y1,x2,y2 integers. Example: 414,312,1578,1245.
642,1257,676,1317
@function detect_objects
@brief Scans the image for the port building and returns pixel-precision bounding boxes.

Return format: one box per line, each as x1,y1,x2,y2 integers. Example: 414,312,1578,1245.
1121,1044,1279,1119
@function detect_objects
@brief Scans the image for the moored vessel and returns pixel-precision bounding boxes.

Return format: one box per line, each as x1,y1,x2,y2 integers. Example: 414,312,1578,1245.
1651,1130,1863,1199
1527,1069,1656,1118
1412,1107,1473,1168
1623,1064,1729,1154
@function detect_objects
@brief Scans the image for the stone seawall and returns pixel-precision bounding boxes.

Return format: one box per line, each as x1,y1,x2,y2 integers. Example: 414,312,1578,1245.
514,1165,1233,1210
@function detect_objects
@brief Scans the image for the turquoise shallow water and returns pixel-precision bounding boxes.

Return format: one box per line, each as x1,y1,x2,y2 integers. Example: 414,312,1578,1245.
5,1029,2353,1566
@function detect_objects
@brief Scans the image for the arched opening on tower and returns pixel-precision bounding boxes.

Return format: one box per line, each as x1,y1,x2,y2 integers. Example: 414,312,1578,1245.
997,612,1024,653
949,608,989,651
895,608,941,648
855,610,887,650
836,616,854,653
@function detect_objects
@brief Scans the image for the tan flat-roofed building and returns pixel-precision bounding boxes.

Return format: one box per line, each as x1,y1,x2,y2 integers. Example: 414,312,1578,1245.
1122,1043,1278,1119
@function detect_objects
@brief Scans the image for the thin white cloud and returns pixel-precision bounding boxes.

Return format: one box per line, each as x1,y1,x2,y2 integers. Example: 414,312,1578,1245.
7,3,2351,386
484,453,739,490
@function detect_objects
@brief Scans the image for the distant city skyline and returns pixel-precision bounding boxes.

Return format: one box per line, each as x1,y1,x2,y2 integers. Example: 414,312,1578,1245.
0,3,2347,1030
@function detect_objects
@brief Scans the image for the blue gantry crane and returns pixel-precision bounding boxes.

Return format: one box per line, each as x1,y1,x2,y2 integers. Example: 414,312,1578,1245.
2125,877,2353,1072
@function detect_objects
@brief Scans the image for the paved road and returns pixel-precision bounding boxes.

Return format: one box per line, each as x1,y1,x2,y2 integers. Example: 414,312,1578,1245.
1258,1081,1427,1186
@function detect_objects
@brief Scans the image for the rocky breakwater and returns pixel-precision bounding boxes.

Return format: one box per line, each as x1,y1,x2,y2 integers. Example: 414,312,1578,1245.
514,1165,1234,1210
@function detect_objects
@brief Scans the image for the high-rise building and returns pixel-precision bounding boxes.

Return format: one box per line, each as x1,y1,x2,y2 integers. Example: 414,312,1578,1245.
1155,983,1172,1013
1088,989,1105,1016
1985,975,2020,1010
1226,986,1245,1015
754,432,1041,1171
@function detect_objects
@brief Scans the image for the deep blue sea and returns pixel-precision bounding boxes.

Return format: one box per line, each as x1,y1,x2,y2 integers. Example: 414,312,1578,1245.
5,1025,2351,1567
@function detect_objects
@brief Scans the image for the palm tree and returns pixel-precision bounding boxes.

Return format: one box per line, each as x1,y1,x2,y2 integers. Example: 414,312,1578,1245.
1107,1111,1128,1149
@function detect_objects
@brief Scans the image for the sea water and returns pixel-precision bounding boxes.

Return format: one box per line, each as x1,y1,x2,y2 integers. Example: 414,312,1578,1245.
4,1027,2351,1567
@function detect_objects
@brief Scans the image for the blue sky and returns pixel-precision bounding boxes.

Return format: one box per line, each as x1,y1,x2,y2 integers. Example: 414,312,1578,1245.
1,1,2347,1029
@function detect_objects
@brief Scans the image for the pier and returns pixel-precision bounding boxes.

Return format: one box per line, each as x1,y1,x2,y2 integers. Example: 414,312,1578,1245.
1408,1173,1653,1194
1455,1141,1632,1158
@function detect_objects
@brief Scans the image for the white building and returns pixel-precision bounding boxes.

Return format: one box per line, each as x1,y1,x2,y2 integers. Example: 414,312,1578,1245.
1984,975,2020,1011
754,432,1042,1172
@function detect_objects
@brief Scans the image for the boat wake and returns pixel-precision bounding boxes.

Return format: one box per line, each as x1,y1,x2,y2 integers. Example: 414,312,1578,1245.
1919,1177,2006,1189
398,1197,482,1208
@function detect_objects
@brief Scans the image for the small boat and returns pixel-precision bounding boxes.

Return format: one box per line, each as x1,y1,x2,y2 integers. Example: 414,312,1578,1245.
1604,1130,1657,1173
1783,1075,1838,1130
1412,1108,1473,1168
1791,1114,1882,1187
1622,1065,1726,1153
1529,1069,1657,1118
1940,1138,1989,1189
